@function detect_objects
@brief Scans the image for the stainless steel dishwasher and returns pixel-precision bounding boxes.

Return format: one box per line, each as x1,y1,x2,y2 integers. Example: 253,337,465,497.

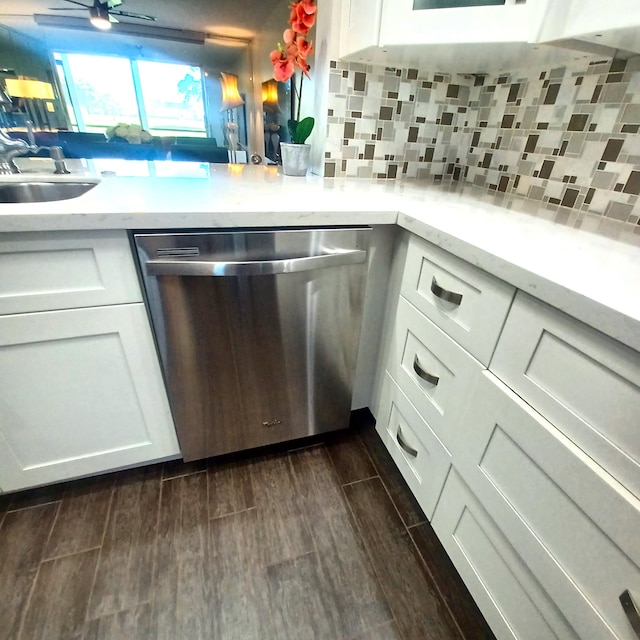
134,228,371,461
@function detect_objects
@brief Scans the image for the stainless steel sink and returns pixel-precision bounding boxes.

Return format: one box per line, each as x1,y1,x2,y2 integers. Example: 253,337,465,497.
0,181,98,203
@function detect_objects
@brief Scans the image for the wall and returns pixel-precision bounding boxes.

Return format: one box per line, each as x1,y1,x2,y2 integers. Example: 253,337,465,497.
324,55,640,235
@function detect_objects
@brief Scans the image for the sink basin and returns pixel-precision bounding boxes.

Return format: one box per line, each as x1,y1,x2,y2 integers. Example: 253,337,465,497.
0,181,98,203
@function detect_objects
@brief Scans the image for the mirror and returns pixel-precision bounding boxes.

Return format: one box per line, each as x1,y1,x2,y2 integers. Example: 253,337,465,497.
0,0,292,163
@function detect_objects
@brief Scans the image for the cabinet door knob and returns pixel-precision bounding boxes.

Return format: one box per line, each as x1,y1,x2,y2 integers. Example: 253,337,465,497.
413,355,440,386
431,276,463,306
396,427,418,458
620,590,640,638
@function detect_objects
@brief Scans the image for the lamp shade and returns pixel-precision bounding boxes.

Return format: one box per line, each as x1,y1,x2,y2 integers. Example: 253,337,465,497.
5,78,55,100
262,79,279,112
220,72,244,111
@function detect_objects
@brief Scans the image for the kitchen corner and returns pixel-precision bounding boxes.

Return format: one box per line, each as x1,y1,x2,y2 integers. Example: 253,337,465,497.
1,1,640,638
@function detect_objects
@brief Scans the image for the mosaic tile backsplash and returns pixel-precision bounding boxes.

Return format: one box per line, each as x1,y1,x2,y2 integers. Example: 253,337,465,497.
324,56,640,232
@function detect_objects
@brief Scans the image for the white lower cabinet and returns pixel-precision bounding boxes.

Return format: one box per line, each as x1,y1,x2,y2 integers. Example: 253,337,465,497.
374,230,640,640
376,373,451,519
432,469,580,640
0,303,180,491
441,371,640,640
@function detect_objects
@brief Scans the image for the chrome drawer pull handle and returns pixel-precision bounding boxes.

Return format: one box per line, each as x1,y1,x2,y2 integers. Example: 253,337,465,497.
620,590,640,638
413,355,439,386
396,427,418,458
431,276,463,306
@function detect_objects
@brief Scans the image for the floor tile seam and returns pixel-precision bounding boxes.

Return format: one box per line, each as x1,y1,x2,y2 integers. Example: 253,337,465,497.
356,432,384,478
340,473,381,487
373,476,456,630
15,555,44,640
40,544,102,564
405,525,467,640
208,505,257,522
324,437,380,487
338,480,402,636
85,484,116,623
263,548,317,572
286,441,326,454
374,466,427,531
161,468,207,482
6,496,63,513
83,598,154,624
41,497,63,560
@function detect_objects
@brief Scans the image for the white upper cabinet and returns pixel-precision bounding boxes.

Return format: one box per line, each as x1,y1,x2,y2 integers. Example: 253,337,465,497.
339,0,383,59
379,0,542,47
338,0,640,70
338,0,572,72
538,0,640,55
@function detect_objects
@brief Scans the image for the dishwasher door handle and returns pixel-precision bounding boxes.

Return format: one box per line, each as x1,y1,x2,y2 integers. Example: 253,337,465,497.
145,249,367,277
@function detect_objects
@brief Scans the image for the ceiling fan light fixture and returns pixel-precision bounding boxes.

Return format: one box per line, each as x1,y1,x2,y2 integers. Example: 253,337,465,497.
89,7,111,30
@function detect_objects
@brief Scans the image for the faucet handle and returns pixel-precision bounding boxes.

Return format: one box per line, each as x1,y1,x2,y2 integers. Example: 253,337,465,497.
50,145,70,174
26,121,36,147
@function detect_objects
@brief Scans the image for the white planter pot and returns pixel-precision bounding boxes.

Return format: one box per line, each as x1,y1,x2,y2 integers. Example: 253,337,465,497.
280,143,311,176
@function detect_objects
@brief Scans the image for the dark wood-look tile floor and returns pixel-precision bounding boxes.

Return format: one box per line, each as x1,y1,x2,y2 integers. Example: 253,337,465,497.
0,412,495,640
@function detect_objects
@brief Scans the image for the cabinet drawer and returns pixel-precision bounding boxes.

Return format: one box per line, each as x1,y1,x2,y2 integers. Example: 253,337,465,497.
491,292,640,499
401,235,514,365
376,373,451,520
454,372,640,640
432,470,580,640
389,296,484,453
0,230,142,314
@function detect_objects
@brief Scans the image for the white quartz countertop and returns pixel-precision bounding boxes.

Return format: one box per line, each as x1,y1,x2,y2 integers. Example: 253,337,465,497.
2,160,639,352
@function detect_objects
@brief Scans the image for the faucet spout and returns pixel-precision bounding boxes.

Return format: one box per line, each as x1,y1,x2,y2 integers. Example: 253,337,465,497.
0,125,70,175
0,128,32,174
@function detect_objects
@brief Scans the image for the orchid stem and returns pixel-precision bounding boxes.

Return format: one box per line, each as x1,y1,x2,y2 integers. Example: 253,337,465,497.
296,72,303,123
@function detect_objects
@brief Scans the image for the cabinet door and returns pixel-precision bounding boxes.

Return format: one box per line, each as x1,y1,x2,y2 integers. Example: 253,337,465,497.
0,230,142,315
452,371,640,640
339,0,383,58
379,0,541,46
539,0,640,46
432,470,580,640
0,304,179,491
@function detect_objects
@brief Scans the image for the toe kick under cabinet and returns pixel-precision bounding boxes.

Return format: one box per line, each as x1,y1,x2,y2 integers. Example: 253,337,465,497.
374,232,640,640
0,231,179,493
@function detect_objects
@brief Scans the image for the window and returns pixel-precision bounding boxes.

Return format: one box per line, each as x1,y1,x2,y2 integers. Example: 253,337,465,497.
55,53,206,137
137,61,205,135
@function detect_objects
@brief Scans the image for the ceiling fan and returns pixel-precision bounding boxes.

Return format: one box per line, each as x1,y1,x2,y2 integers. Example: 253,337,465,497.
48,0,156,30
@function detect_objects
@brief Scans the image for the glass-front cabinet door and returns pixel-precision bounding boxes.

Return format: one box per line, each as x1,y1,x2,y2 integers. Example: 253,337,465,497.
380,0,545,46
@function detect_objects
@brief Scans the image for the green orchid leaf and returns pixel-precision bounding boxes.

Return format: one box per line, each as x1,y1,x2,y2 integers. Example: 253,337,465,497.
293,117,315,144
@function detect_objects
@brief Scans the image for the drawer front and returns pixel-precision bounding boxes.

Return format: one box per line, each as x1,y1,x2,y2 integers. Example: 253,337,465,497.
491,292,640,499
0,230,142,314
454,371,640,640
432,470,580,640
401,235,515,365
376,373,451,520
390,296,484,453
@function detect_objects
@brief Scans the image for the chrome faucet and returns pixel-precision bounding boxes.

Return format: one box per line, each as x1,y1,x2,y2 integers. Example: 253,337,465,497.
0,121,70,175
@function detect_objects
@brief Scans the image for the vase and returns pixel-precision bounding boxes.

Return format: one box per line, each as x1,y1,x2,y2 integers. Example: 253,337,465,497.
280,143,311,176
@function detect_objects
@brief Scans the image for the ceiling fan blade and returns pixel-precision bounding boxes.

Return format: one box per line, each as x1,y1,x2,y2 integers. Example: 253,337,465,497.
109,9,157,21
59,0,91,6
48,7,88,10
106,0,123,8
